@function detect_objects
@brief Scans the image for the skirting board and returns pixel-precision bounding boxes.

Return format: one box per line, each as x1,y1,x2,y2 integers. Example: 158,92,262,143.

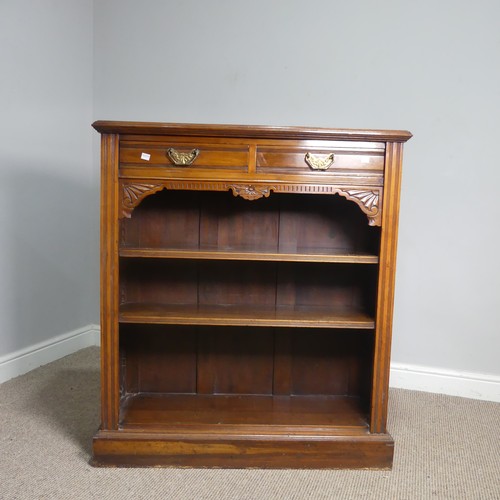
0,324,100,384
390,362,500,403
1,326,499,403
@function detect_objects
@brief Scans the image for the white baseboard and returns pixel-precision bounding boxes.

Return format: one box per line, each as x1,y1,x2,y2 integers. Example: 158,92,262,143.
390,362,500,403
0,324,100,384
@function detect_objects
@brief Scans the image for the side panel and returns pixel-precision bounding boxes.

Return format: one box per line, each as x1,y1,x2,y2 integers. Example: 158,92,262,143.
371,142,404,433
100,133,120,430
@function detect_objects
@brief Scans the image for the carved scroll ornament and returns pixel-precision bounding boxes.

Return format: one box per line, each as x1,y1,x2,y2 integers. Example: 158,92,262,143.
121,183,164,218
229,184,274,200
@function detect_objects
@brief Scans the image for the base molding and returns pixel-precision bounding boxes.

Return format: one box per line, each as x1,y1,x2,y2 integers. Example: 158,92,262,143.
91,429,394,469
390,362,500,403
0,324,100,384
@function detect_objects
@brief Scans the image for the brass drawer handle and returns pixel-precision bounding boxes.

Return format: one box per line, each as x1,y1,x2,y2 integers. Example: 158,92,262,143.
167,148,200,166
305,152,335,171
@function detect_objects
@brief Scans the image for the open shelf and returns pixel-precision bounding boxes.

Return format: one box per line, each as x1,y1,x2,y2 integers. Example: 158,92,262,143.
119,247,379,264
119,303,375,329
119,393,369,431
120,190,381,258
119,260,377,323
118,325,374,401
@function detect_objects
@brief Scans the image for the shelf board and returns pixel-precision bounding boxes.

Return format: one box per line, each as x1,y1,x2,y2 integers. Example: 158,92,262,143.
119,247,379,264
119,393,369,431
119,303,375,329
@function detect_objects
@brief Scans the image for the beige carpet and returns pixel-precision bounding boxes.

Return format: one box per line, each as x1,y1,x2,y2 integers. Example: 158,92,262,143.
0,347,498,499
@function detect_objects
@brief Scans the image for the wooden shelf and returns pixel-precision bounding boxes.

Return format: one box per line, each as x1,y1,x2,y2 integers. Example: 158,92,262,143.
119,393,369,430
119,303,375,329
119,247,379,264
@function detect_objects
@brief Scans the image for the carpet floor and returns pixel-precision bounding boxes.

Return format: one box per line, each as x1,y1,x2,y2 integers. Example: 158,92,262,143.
0,347,498,499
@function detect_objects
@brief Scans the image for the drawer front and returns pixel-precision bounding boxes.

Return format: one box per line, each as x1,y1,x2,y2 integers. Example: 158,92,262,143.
120,140,249,172
256,147,384,177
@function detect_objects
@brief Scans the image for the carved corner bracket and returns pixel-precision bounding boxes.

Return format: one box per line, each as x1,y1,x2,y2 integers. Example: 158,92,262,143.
121,182,164,218
229,184,274,201
338,189,381,226
271,184,382,226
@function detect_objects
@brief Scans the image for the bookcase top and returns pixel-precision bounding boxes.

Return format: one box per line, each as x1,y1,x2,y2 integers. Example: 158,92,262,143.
92,121,412,142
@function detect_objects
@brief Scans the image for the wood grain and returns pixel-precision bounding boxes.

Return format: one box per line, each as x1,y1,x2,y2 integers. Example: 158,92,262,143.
370,141,404,434
100,134,120,430
119,303,376,329
119,248,379,263
119,394,368,428
92,429,394,469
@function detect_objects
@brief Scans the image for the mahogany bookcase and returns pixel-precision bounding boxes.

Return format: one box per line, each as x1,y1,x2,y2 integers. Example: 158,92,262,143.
91,121,411,468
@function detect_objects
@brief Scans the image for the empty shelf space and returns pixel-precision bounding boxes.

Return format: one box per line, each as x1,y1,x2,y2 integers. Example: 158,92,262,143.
119,303,375,329
119,393,369,430
119,190,381,258
119,247,379,264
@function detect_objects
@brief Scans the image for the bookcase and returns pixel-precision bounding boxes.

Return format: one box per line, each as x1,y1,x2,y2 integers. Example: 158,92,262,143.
91,121,411,468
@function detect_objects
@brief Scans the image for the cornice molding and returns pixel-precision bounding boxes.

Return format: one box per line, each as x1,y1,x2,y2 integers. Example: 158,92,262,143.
92,120,412,142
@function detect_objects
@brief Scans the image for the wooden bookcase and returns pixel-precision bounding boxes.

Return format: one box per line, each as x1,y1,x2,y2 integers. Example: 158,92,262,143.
91,121,411,468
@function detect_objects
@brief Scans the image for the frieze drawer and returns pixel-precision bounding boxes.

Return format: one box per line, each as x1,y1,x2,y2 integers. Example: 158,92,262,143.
256,145,384,182
120,140,249,172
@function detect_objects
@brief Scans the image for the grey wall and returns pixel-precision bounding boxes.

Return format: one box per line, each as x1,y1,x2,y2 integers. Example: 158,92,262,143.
0,0,96,356
93,0,500,376
1,1,498,379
